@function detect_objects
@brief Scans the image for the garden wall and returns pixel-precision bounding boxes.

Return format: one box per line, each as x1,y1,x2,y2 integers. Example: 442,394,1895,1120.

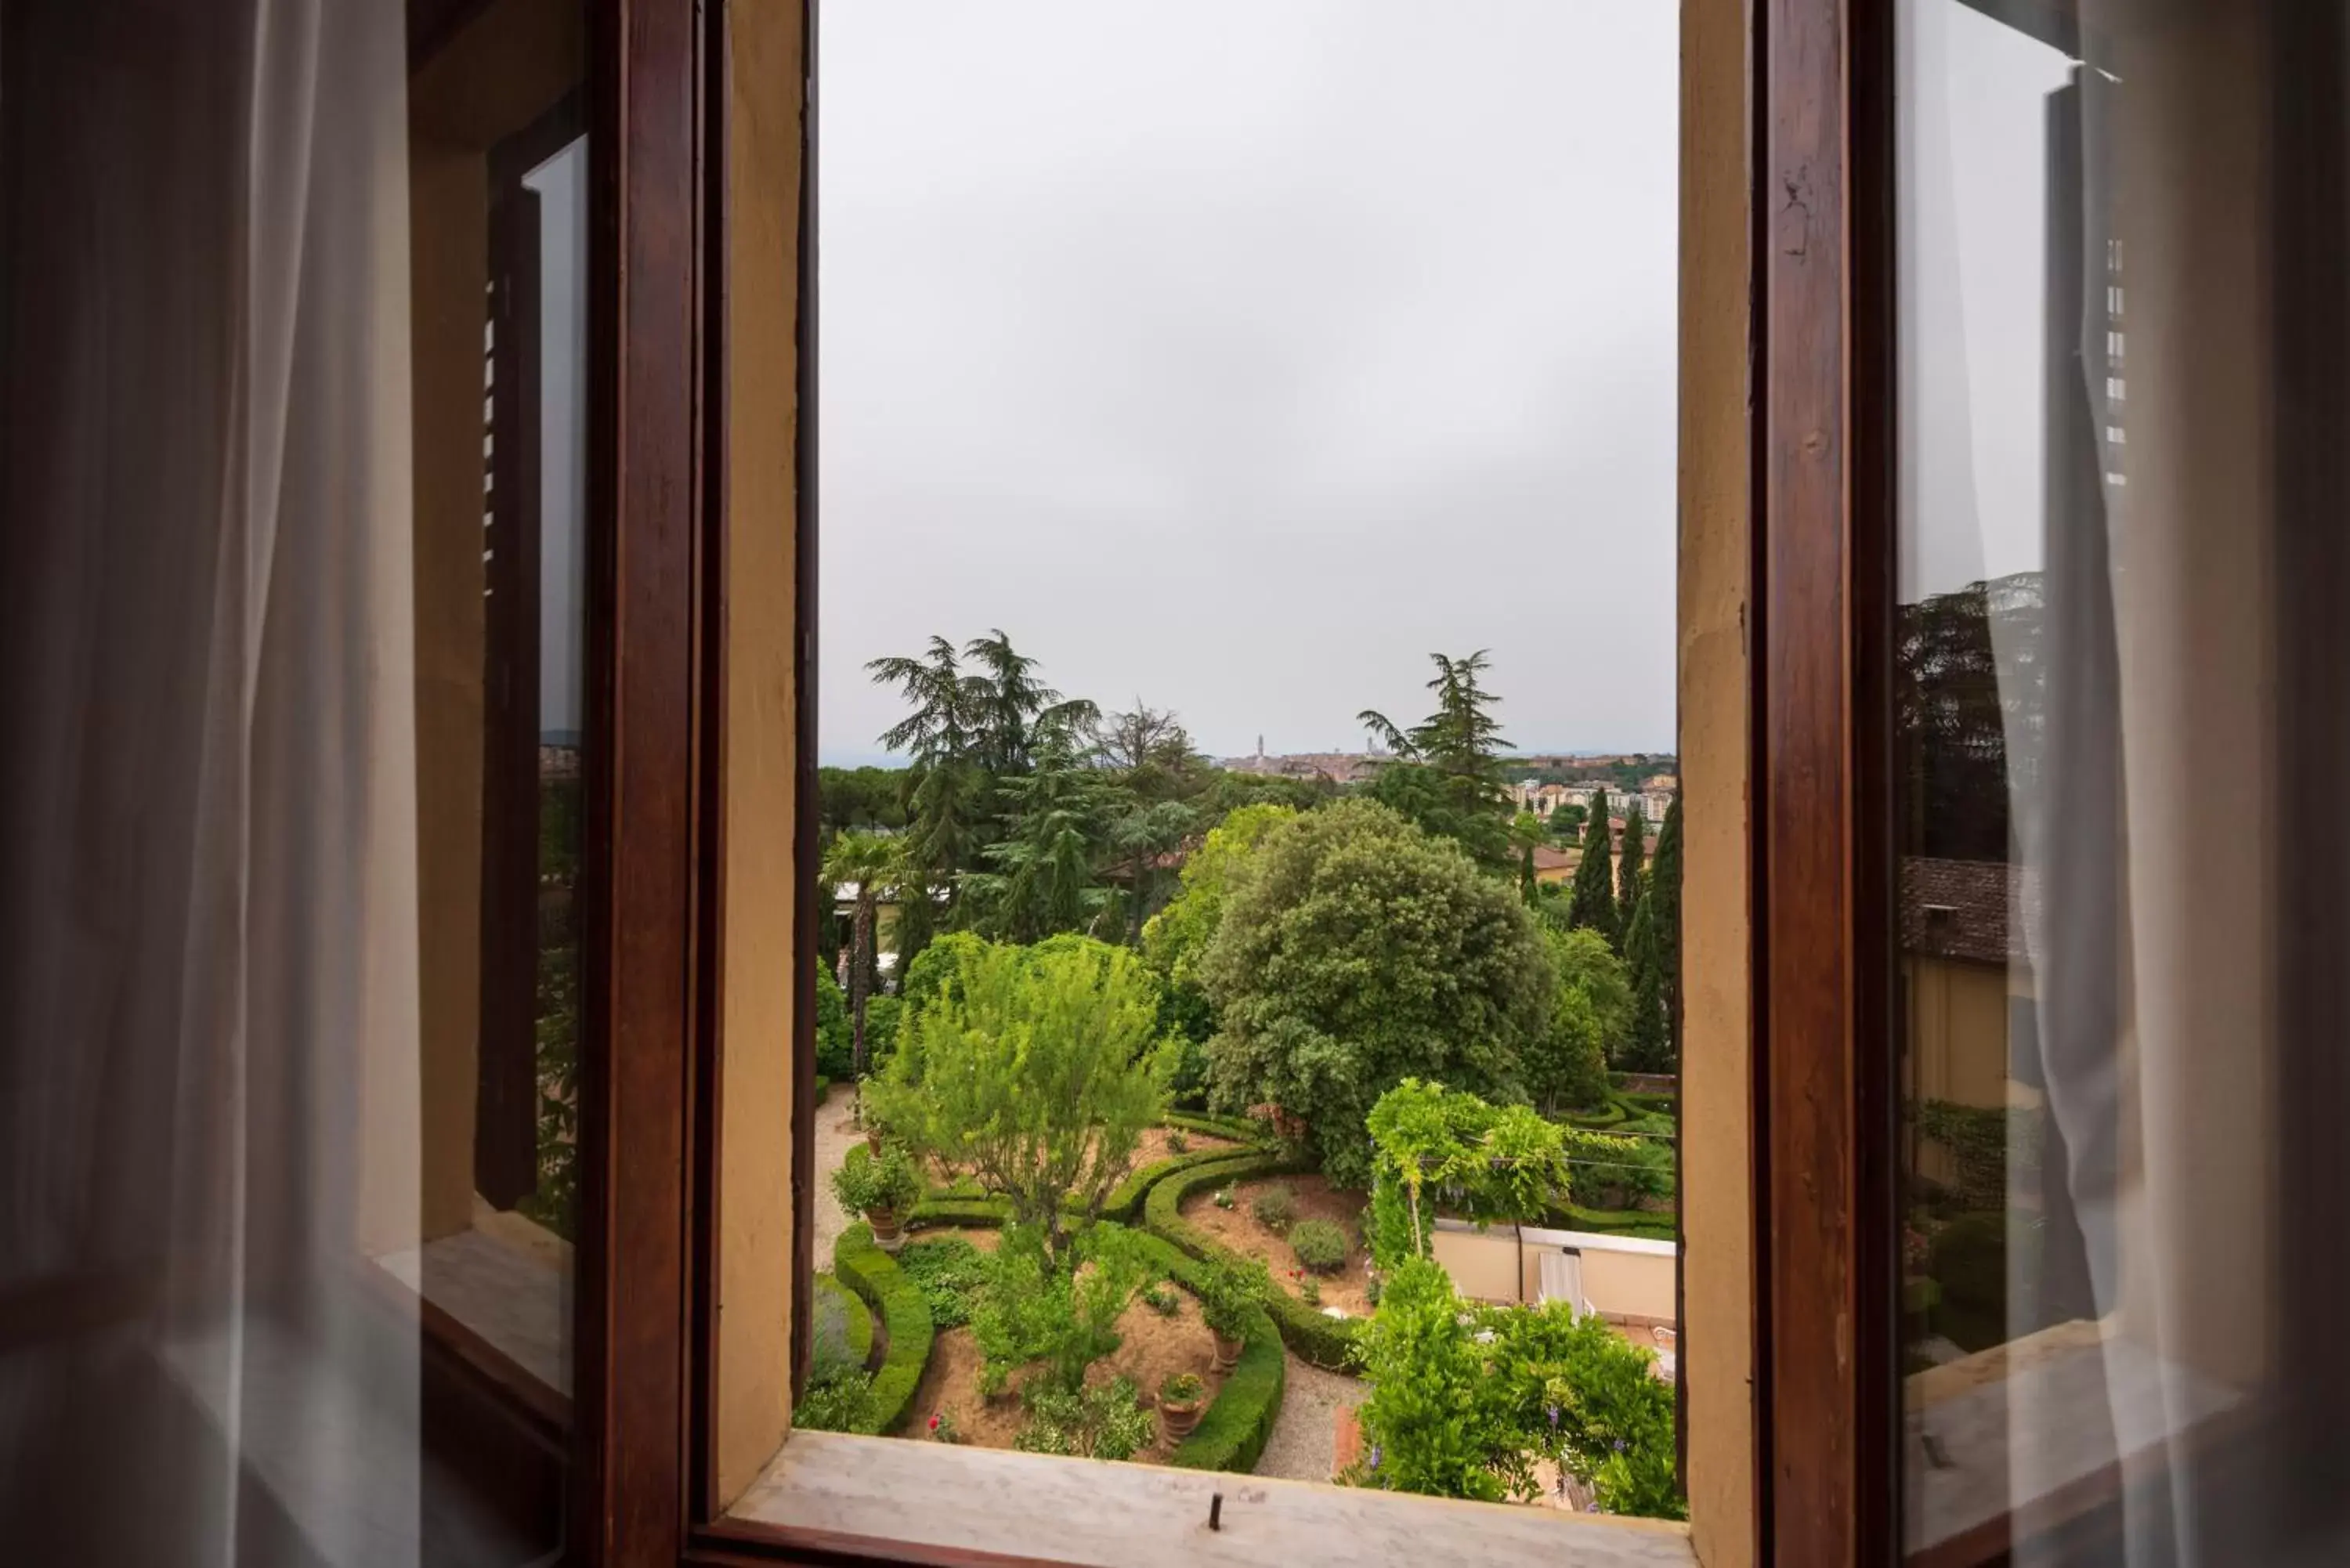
1430,1219,1677,1325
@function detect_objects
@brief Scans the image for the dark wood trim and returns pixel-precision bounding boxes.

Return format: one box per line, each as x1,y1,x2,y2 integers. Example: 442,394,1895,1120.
790,0,822,1407
689,0,733,1523
576,0,707,1563
1755,0,1901,1562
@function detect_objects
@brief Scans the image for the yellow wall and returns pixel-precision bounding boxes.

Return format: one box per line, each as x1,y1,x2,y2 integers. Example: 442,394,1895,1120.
714,0,808,1512
1430,1225,1680,1327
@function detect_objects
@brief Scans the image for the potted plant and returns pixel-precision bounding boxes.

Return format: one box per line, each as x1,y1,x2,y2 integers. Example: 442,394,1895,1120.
831,1143,921,1252
1158,1372,1207,1440
1197,1259,1268,1372
861,1095,888,1154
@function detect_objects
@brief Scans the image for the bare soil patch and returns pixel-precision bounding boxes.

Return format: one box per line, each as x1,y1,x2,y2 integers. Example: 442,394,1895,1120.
903,1293,1219,1461
1180,1174,1374,1317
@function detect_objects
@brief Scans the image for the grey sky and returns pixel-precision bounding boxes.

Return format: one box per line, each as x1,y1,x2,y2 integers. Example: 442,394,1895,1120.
817,1,1679,764
1899,0,2071,602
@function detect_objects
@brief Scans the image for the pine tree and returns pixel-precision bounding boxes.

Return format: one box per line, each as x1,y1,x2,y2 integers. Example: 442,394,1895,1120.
1568,797,1618,945
1616,811,1647,935
1623,894,1667,1071
1648,795,1683,1062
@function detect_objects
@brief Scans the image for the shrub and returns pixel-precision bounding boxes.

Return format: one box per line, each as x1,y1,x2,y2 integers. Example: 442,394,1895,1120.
1194,1256,1274,1343
1160,1371,1206,1404
974,1224,1149,1396
1166,1130,1191,1154
1250,1184,1298,1231
1288,1218,1349,1274
811,1272,874,1381
833,1223,933,1433
815,963,854,1082
1015,1377,1155,1461
896,1237,990,1331
1929,1211,2010,1352
832,1143,922,1219
795,1367,881,1433
927,1408,964,1444
1299,1276,1322,1306
1346,1259,1681,1519
1142,1282,1180,1317
1213,1189,1235,1210
1142,1151,1362,1369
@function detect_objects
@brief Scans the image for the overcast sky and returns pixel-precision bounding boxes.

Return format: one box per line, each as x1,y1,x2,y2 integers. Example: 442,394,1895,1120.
817,1,1679,764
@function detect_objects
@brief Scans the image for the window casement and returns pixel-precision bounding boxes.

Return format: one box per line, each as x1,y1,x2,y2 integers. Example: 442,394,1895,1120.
573,0,1894,1566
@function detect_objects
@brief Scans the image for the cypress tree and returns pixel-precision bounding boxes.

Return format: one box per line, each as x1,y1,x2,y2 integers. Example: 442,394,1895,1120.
1520,841,1538,904
1623,894,1666,1071
1616,811,1648,934
1648,795,1683,1062
1568,794,1619,945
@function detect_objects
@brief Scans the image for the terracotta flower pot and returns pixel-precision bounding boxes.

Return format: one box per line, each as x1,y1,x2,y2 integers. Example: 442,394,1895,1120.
1160,1398,1204,1440
869,1208,904,1252
1210,1331,1244,1372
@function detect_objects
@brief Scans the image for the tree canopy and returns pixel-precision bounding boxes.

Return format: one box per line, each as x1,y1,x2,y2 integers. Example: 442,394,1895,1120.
1198,800,1553,1185
1567,800,1618,945
1357,651,1515,871
866,934,1169,1262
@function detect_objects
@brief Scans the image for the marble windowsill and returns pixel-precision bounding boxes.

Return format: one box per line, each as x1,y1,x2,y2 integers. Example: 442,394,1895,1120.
732,1430,1695,1568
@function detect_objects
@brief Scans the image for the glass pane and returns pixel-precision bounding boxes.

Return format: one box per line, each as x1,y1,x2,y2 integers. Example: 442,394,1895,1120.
1892,2,2336,1560
0,2,588,1559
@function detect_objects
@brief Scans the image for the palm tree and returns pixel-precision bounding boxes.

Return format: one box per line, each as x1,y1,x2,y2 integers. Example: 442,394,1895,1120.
819,830,906,1092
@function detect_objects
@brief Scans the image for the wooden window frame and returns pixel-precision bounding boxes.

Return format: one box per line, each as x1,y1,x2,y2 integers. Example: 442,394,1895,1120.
562,0,1925,1564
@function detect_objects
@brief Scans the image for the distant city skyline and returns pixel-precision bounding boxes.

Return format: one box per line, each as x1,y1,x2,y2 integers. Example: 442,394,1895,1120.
818,2,1679,764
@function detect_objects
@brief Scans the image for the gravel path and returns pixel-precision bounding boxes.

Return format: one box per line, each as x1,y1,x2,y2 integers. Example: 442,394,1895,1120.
811,1081,860,1270
1253,1352,1367,1483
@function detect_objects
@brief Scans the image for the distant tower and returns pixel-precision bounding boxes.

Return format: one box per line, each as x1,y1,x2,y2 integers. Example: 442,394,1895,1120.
1256,733,1265,762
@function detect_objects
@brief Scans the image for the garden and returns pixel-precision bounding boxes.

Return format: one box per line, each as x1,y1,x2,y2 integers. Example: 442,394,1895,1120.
794,639,1688,1517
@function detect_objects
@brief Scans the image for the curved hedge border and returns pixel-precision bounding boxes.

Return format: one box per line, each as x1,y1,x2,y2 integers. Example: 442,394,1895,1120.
891,1127,1263,1230
1566,1099,1628,1129
1163,1111,1267,1144
832,1222,933,1434
814,1270,875,1367
1142,1151,1361,1371
1130,1229,1286,1473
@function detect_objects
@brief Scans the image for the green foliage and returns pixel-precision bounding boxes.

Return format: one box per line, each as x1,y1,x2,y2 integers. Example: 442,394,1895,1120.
1366,1079,1640,1245
1098,1143,1251,1223
794,1368,883,1433
818,764,912,835
1525,927,1625,1113
1192,1255,1275,1343
1015,1378,1155,1460
964,737,1118,941
1143,803,1298,985
1142,1152,1361,1367
1288,1218,1350,1274
1346,1260,1682,1518
896,1237,991,1330
1621,896,1669,1074
1162,1371,1206,1404
1648,795,1683,1061
868,935,1170,1260
1165,1130,1190,1154
862,994,903,1068
974,1224,1151,1396
1914,1100,2039,1212
1568,800,1619,945
1614,811,1647,934
1357,652,1515,870
1142,1282,1181,1316
812,1272,875,1382
1198,800,1555,1186
833,1223,933,1433
1366,1169,1421,1271
1365,761,1511,872
815,963,854,1082
1249,1184,1298,1231
1927,1212,2010,1352
830,1143,922,1218
1169,1303,1285,1472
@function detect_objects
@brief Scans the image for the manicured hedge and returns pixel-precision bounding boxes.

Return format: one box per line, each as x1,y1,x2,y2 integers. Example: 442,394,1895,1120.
1531,1199,1677,1242
1566,1100,1628,1129
813,1270,874,1369
1163,1111,1267,1145
1119,1228,1285,1473
1142,1151,1362,1371
907,1196,1012,1229
832,1222,933,1434
1100,1143,1259,1223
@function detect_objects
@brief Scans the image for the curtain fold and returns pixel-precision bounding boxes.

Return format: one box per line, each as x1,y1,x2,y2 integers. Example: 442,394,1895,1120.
0,2,420,1563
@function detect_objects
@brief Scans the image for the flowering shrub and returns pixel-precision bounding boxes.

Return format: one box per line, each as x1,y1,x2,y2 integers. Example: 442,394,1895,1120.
1014,1377,1155,1461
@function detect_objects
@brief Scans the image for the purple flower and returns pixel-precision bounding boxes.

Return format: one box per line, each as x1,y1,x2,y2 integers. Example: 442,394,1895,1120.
1368,1443,1383,1472
1611,1438,1626,1453
1546,1404,1560,1428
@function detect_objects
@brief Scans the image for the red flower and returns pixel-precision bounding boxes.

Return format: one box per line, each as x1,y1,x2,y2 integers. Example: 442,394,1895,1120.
927,1414,939,1430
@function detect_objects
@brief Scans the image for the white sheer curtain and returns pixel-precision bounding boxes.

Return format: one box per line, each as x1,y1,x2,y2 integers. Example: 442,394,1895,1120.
0,2,421,1563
